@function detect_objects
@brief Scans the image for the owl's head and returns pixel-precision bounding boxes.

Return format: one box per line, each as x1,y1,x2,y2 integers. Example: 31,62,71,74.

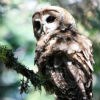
32,6,76,40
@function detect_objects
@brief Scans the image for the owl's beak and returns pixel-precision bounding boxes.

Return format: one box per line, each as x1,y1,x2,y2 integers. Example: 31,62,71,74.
37,24,45,39
40,24,44,34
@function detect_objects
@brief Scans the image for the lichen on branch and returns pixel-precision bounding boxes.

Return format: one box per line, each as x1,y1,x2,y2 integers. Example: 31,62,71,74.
0,45,44,91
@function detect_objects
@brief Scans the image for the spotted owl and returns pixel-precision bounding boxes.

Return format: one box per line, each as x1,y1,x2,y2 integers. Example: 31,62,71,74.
32,6,94,100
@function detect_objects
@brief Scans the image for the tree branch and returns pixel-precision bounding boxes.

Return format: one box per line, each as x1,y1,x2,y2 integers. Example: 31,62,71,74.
0,45,43,90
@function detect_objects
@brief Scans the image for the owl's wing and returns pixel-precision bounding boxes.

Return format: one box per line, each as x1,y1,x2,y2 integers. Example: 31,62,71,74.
47,33,94,99
52,33,94,73
69,34,94,72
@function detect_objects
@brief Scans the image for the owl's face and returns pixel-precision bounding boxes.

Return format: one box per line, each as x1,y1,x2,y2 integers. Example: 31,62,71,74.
32,6,76,40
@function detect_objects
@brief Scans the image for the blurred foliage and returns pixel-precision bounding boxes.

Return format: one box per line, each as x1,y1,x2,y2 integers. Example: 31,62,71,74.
0,0,100,100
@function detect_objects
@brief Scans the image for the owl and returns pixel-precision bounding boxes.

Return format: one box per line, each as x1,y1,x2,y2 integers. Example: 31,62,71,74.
32,6,94,100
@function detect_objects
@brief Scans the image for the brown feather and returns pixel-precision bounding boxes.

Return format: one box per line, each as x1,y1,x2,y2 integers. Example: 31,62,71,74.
33,6,94,100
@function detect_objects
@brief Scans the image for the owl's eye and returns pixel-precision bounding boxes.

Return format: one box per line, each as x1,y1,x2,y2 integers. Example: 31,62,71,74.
33,21,41,31
46,16,56,23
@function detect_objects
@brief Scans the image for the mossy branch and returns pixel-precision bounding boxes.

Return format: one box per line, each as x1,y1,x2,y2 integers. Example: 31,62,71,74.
0,45,43,90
